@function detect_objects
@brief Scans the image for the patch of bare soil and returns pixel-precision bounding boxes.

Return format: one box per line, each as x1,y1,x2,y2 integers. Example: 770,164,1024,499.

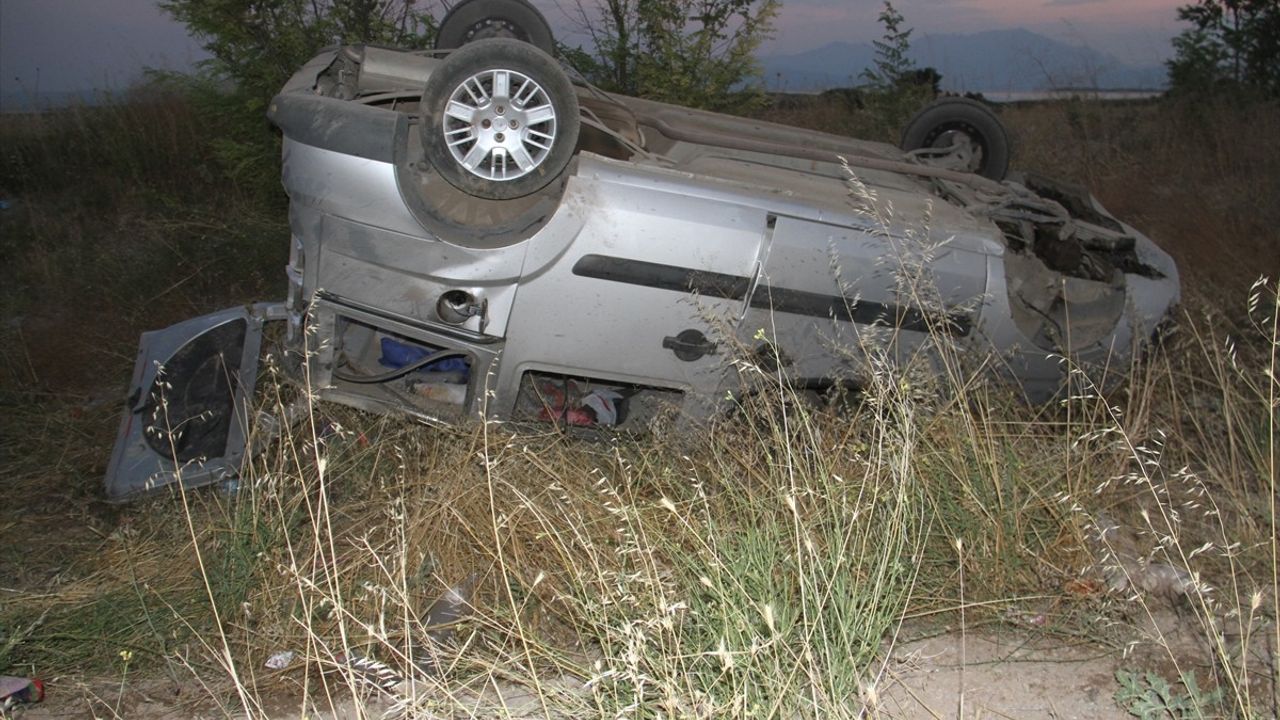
15,674,550,719
878,631,1127,719
14,631,1133,720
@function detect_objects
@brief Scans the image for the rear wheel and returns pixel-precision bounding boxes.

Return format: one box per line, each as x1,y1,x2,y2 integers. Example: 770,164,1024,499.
420,39,580,200
901,97,1011,181
434,0,556,56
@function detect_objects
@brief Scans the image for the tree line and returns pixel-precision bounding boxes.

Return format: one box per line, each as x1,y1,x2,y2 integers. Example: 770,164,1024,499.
1167,0,1279,99
155,0,1276,194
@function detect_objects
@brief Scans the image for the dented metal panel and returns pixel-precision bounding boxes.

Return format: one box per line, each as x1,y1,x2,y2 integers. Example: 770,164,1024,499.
105,304,284,502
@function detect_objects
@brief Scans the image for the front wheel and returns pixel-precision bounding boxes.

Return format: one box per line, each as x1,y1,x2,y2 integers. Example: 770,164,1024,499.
419,39,580,201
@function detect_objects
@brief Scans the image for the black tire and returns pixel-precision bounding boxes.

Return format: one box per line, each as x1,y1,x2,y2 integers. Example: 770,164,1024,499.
901,97,1011,181
435,0,555,56
420,39,580,201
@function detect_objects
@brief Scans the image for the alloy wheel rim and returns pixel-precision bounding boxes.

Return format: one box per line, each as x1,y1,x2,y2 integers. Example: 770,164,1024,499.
441,67,557,182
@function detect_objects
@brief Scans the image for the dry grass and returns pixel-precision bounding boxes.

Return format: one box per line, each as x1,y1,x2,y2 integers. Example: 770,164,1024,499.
0,86,287,393
8,293,1266,717
0,91,1277,718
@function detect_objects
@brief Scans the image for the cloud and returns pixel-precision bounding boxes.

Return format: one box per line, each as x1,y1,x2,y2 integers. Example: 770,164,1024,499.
1044,0,1105,6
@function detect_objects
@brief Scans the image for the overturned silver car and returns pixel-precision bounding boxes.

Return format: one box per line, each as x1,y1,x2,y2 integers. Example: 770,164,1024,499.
105,0,1178,501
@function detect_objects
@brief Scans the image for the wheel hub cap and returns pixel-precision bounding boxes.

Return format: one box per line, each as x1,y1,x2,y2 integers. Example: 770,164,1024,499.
441,68,557,182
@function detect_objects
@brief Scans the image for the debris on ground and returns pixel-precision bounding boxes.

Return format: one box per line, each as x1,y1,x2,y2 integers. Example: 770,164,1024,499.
0,676,45,711
264,651,296,671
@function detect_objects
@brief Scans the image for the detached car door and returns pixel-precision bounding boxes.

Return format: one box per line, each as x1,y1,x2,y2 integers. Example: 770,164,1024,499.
104,304,283,502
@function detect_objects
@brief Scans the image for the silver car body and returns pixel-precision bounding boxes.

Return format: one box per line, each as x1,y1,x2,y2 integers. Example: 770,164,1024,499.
104,45,1179,501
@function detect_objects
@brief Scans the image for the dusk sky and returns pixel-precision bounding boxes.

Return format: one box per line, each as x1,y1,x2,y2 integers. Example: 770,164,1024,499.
1,0,1186,99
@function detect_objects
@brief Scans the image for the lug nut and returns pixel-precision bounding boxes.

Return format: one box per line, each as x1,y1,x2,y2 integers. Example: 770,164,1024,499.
508,119,519,129
494,132,505,142
495,105,505,115
481,119,491,129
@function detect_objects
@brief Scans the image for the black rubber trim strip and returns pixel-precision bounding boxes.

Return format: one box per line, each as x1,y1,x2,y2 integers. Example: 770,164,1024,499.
571,253,752,299
268,92,403,163
749,283,970,335
572,254,971,336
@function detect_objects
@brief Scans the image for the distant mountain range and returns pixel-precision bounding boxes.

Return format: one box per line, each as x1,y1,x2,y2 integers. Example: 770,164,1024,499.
760,28,1167,93
2,27,1167,113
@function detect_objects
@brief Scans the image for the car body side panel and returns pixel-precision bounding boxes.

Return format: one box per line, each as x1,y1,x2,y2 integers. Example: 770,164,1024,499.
313,212,526,337
743,215,989,380
282,138,431,240
284,140,530,338
494,173,770,417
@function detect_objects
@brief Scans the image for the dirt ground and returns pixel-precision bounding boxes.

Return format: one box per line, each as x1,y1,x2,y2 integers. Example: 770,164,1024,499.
12,629,1139,719
878,631,1129,719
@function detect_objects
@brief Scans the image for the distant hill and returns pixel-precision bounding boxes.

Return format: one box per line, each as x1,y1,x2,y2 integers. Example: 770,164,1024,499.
760,28,1166,93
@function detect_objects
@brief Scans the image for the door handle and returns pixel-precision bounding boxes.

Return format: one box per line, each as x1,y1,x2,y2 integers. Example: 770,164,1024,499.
662,329,718,361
